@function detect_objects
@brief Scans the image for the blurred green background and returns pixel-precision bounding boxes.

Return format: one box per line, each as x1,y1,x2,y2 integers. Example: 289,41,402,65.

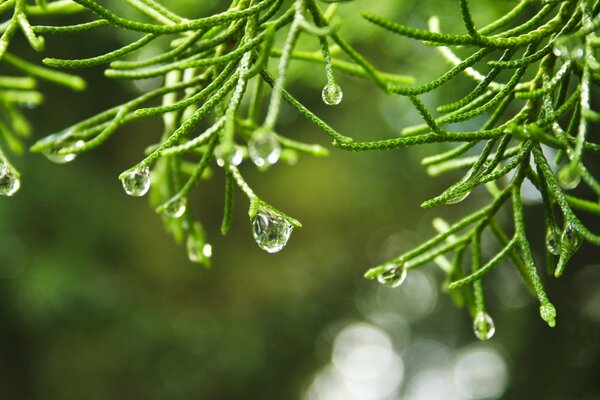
1,1,599,399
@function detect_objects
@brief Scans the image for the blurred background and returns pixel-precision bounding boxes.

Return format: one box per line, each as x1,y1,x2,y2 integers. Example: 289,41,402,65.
1,0,599,399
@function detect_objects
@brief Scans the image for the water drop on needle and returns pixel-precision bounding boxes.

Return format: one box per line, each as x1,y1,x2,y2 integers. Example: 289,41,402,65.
248,129,281,167
43,140,84,164
121,167,151,197
545,227,561,255
557,164,581,190
376,263,407,288
0,166,20,196
251,208,293,253
473,311,495,341
163,198,186,218
215,145,243,167
322,82,343,105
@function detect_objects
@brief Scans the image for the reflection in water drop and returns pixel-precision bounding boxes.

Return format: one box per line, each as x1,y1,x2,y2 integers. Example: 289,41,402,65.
453,345,509,399
473,312,495,341
251,208,293,253
120,167,151,197
322,82,343,105
0,166,20,196
377,263,407,288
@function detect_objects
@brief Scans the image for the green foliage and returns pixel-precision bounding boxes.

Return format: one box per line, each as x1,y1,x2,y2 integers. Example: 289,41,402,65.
1,0,599,339
26,0,410,267
356,0,600,333
0,0,85,191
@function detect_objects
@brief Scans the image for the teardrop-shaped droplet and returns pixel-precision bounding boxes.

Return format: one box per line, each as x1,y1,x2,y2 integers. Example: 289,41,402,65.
557,164,581,190
322,82,343,105
186,236,212,264
376,263,407,288
215,145,243,167
473,311,495,341
248,129,281,167
120,167,150,197
442,191,470,205
163,198,186,218
545,227,561,255
251,208,293,253
561,223,583,253
43,140,84,164
0,166,20,196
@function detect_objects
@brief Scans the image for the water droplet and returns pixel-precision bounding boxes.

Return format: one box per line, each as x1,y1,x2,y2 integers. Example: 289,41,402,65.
540,303,556,327
376,263,407,288
322,82,343,105
120,167,150,197
248,128,281,167
0,166,20,196
473,311,495,341
557,164,581,190
251,208,293,253
442,191,470,205
215,145,243,167
561,223,583,253
43,139,84,164
553,36,584,61
545,227,561,255
186,236,212,264
163,198,186,218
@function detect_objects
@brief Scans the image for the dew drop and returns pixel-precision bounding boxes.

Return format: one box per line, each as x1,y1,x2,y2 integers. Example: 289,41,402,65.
248,128,281,167
553,36,584,61
545,227,561,255
557,164,581,190
163,198,186,218
473,311,495,341
0,166,20,196
322,82,343,105
215,145,243,167
120,167,150,197
552,44,566,58
43,139,84,164
442,191,470,205
376,263,407,288
186,236,212,264
251,208,293,253
561,223,583,253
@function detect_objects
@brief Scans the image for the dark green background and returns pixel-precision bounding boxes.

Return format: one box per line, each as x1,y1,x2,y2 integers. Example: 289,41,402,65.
0,1,599,399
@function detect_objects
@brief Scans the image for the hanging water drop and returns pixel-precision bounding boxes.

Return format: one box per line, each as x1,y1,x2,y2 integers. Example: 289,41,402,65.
442,191,470,205
215,145,243,167
251,208,293,253
561,223,583,253
376,263,407,288
186,236,212,264
473,311,495,341
120,167,150,197
0,166,20,196
163,198,186,218
545,227,561,255
322,82,343,105
248,128,281,167
557,164,580,190
43,139,84,164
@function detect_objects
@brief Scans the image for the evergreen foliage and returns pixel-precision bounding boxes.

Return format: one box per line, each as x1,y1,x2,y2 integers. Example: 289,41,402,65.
1,0,599,337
